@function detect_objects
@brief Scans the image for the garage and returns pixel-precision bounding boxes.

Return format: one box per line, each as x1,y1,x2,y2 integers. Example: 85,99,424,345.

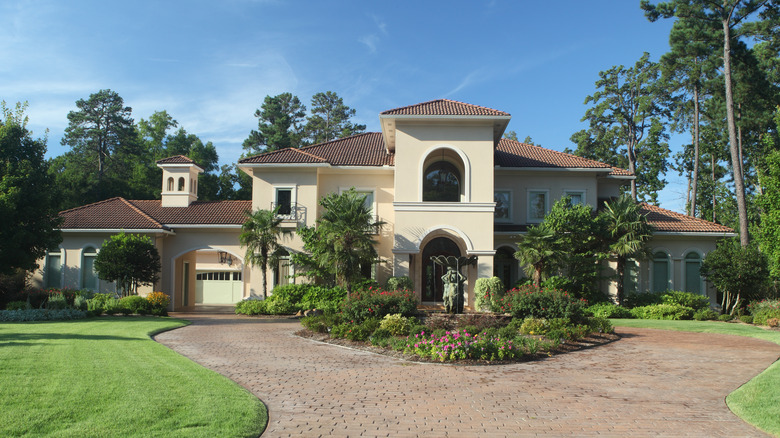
195,271,244,304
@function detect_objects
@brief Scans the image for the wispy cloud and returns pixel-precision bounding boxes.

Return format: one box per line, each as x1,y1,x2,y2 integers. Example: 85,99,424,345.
359,35,379,54
444,69,489,97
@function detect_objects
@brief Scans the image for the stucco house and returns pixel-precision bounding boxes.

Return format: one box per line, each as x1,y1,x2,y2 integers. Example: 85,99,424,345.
33,99,734,311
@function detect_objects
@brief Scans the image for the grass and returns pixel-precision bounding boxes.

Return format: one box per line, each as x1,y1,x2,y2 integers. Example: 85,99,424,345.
611,319,780,437
0,317,267,437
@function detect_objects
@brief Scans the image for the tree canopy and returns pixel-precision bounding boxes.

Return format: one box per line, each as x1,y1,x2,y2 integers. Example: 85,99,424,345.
94,232,161,297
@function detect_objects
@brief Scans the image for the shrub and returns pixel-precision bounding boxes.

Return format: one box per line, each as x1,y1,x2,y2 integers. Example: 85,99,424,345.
768,318,780,328
340,288,416,323
235,299,267,315
748,299,780,326
739,315,754,324
73,295,88,311
5,301,27,311
546,323,590,342
385,276,413,291
86,298,104,316
369,328,392,347
661,291,710,310
0,309,88,322
718,314,734,322
519,317,548,335
300,314,341,333
46,293,69,310
585,302,633,319
146,292,170,315
693,308,718,321
342,318,381,342
120,296,150,314
379,314,413,336
299,286,347,312
588,316,613,334
630,304,694,320
12,289,49,309
458,313,507,331
103,298,124,315
403,329,529,362
264,299,298,315
474,277,504,312
495,286,587,323
624,291,665,308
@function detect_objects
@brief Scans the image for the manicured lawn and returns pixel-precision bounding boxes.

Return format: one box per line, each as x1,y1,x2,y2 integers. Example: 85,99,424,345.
611,319,780,437
0,317,267,437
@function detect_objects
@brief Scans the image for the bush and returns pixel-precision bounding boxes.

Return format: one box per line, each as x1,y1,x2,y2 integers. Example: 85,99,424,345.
474,277,504,312
718,314,734,322
385,276,413,291
661,291,711,310
120,296,150,314
693,308,718,321
369,328,392,347
379,314,413,336
335,318,381,342
495,286,587,323
340,288,416,323
0,309,88,322
403,329,528,361
46,293,69,310
146,292,170,315
103,298,124,315
585,302,633,319
300,314,341,333
739,315,754,324
588,316,613,334
519,317,548,335
73,295,88,311
624,291,665,308
748,299,780,326
264,299,298,315
630,304,694,320
235,299,267,315
768,318,780,328
5,301,27,311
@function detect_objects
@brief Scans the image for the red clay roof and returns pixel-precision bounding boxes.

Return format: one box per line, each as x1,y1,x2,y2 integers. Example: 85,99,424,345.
239,132,393,166
60,198,251,230
496,139,631,176
157,155,198,165
380,99,510,116
641,203,734,234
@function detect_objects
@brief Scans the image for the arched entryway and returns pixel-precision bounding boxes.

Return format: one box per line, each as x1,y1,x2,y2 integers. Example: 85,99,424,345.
172,248,245,309
421,236,462,303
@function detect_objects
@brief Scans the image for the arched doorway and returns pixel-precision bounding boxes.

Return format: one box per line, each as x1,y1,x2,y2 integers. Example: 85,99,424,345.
421,237,461,302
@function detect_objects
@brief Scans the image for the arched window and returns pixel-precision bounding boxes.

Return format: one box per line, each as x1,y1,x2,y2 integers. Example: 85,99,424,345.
652,251,670,293
167,177,174,191
423,161,460,202
45,249,62,289
81,247,99,291
684,252,703,294
178,177,185,191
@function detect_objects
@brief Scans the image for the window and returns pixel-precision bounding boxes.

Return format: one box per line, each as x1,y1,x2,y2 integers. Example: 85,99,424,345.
178,177,185,191
527,190,548,223
81,247,99,291
356,190,375,214
684,252,703,295
494,191,511,221
167,177,174,191
45,249,62,289
563,190,585,206
624,258,639,295
273,249,291,287
423,161,460,202
275,188,293,216
652,251,670,293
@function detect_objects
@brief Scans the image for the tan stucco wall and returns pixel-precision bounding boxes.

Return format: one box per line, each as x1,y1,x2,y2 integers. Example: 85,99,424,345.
494,170,599,222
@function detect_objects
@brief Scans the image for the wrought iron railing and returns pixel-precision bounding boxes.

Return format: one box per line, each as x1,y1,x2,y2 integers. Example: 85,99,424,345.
271,202,304,223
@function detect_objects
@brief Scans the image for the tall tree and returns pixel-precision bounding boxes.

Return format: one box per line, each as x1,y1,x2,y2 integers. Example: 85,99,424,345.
304,91,365,144
572,53,671,202
600,195,654,305
243,93,306,154
642,0,778,246
0,102,62,275
94,232,161,297
240,208,288,299
61,89,138,200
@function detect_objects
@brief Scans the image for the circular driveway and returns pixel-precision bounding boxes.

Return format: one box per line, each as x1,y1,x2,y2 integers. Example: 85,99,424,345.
155,314,779,437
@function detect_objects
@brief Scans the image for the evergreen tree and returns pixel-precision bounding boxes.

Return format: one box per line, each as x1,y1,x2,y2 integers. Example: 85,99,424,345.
243,93,306,154
304,91,365,145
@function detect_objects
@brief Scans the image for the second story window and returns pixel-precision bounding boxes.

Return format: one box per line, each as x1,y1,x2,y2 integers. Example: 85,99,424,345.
494,190,511,221
275,188,292,216
527,190,548,223
423,161,460,202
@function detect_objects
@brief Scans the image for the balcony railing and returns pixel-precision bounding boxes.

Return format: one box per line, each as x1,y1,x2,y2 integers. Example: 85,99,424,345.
271,202,305,224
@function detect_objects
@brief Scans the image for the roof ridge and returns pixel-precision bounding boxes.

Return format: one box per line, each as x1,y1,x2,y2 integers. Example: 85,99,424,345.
291,147,327,162
380,99,509,116
123,199,166,229
299,132,379,150
59,196,126,215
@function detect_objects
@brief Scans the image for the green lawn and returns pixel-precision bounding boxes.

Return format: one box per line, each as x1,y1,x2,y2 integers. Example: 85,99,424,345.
612,319,780,437
0,317,267,437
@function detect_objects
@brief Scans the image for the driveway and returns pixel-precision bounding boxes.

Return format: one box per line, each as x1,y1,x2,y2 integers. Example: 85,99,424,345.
155,314,780,437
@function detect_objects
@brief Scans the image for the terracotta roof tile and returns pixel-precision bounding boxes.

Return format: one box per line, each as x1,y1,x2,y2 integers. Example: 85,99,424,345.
240,133,393,166
496,139,631,175
381,99,510,116
641,203,734,234
59,198,252,230
60,198,166,230
157,155,197,165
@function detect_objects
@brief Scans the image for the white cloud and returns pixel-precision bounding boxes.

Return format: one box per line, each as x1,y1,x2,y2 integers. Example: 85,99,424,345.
359,35,379,54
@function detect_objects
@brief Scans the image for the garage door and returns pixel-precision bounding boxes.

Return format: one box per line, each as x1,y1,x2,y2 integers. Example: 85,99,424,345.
195,271,243,304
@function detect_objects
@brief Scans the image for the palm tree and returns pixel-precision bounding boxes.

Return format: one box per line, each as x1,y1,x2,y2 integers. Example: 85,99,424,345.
515,224,559,289
316,189,385,293
601,195,653,305
239,207,289,299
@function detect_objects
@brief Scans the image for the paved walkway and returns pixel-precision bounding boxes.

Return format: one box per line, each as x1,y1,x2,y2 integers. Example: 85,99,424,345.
155,314,780,437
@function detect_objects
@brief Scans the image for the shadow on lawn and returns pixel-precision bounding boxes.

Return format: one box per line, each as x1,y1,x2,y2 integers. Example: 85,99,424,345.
0,332,141,346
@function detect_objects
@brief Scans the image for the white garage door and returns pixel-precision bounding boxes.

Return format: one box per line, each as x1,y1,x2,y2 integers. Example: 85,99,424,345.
195,271,243,304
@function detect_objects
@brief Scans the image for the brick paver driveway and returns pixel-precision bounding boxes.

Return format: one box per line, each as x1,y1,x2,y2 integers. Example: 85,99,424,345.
155,314,780,437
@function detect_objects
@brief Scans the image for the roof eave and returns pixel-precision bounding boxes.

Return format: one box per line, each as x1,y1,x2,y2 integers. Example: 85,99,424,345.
653,231,737,237
61,228,175,235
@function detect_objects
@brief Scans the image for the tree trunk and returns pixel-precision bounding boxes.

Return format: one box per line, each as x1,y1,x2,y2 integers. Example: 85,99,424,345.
712,154,717,223
616,257,626,306
627,140,638,200
691,85,700,217
722,17,750,247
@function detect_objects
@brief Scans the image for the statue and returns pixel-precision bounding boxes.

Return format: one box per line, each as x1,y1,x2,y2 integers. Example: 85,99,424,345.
431,255,477,314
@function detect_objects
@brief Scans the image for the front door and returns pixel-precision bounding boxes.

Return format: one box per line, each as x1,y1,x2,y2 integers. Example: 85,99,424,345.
421,237,461,303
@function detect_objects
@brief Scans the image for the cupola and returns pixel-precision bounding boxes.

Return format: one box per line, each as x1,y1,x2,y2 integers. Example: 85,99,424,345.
156,155,204,207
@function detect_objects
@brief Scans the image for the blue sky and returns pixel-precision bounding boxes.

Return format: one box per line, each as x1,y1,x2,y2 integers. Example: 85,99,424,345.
1,1,689,210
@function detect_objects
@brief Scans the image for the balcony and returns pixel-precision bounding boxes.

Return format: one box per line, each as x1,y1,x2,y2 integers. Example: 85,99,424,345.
271,202,305,226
